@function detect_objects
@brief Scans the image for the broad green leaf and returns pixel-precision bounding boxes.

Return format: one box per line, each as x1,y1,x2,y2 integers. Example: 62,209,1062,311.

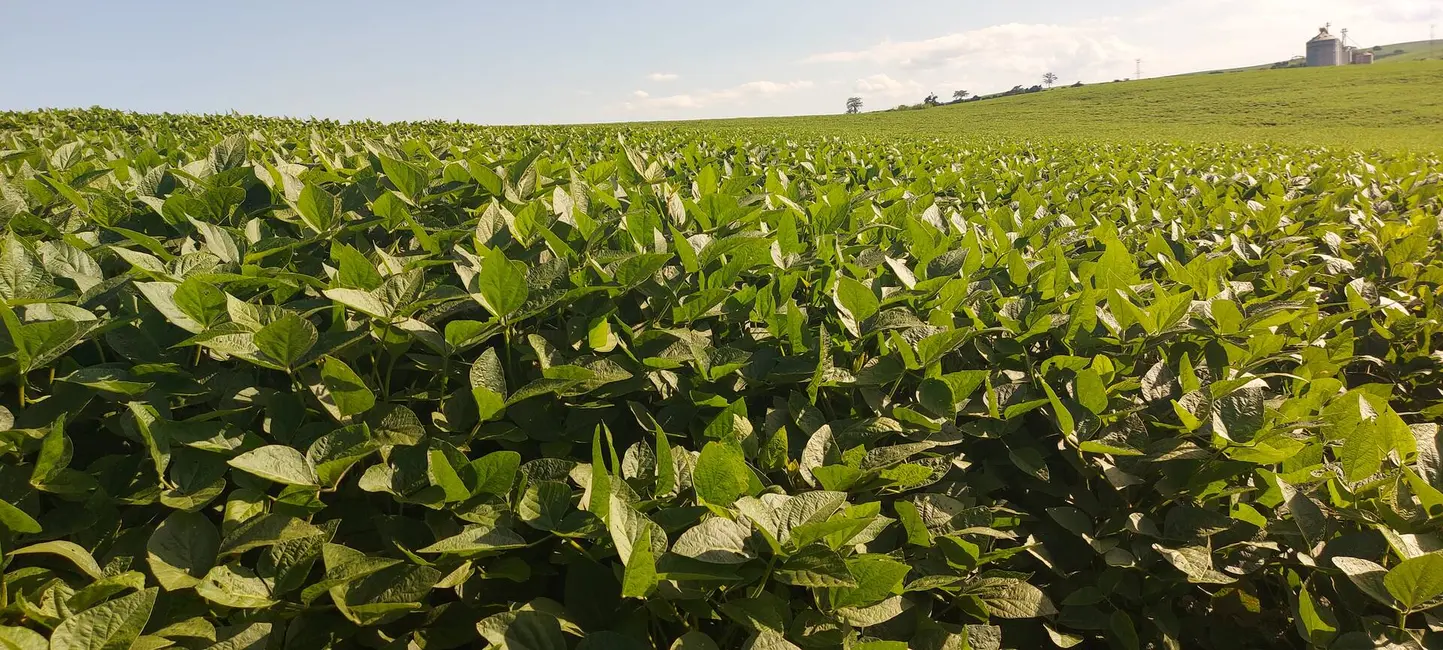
470,347,507,420
0,498,42,534
379,156,429,201
29,414,69,485
418,525,527,554
621,526,658,598
227,445,320,487
1151,544,1237,584
672,517,755,564
1212,383,1264,444
0,627,47,650
1108,610,1139,650
136,281,204,333
1074,369,1108,415
519,481,573,531
187,218,241,264
834,276,878,335
297,184,340,232
967,577,1058,619
1294,579,1337,646
654,423,677,498
218,514,325,556
201,622,271,650
775,545,856,588
694,442,751,507
174,277,228,330
9,540,104,580
307,424,378,488
830,555,910,609
476,610,566,650
670,632,721,650
253,312,316,368
475,250,528,321
428,449,470,503
589,425,613,522
196,565,277,609
1383,552,1443,611
468,450,521,497
740,630,801,650
318,356,375,417
50,588,157,650
1331,556,1393,607
914,328,971,369
146,511,220,590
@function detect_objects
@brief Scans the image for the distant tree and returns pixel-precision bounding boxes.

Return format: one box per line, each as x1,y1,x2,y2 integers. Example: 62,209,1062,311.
1043,72,1059,88
923,93,940,107
952,90,969,101
845,97,863,114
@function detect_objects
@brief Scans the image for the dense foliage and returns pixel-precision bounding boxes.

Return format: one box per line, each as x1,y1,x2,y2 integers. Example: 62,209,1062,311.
1,108,1443,650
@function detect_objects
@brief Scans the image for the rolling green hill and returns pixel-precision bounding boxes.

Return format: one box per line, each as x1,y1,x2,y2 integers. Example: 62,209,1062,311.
678,60,1443,151
1370,39,1443,63
1199,40,1442,74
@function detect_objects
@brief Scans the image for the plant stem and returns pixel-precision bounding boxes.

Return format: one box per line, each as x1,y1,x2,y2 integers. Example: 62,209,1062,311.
381,321,397,396
502,323,517,382
749,554,778,598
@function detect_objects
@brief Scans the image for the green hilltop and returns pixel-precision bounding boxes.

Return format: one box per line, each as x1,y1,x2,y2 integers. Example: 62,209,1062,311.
677,59,1443,151
1202,39,1443,73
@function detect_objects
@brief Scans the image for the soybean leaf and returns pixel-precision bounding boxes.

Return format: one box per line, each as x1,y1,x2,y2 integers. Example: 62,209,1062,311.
227,446,320,487
49,587,157,650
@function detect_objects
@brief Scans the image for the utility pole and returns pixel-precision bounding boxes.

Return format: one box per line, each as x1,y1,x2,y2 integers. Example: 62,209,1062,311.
1135,59,1142,80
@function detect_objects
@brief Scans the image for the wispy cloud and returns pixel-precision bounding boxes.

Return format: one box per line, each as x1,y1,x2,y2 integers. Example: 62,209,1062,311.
624,80,814,111
647,72,679,82
632,90,650,98
805,22,1138,74
852,74,925,100
800,22,1144,99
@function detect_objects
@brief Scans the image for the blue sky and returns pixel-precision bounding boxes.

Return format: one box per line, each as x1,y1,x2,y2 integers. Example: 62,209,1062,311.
1,0,1437,124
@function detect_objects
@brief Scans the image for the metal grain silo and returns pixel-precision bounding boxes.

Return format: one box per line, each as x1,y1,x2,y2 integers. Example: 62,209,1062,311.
1307,27,1343,66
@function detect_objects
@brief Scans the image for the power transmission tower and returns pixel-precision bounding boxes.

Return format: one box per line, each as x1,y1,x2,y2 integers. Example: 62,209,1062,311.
1135,59,1142,80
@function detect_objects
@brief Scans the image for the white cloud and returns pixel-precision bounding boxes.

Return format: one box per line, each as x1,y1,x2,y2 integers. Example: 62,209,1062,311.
632,90,650,98
801,0,1436,103
1128,0,1442,75
806,23,1136,72
852,74,925,99
612,0,1434,122
808,22,1131,83
647,72,679,82
624,80,814,112
804,22,1141,100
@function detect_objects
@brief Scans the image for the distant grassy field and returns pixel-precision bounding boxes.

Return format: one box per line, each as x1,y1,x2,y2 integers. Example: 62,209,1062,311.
1372,40,1443,63
1201,40,1442,73
676,60,1443,151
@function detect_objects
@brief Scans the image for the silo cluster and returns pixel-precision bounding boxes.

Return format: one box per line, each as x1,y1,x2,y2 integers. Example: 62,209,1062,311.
1305,25,1373,66
1306,27,1345,66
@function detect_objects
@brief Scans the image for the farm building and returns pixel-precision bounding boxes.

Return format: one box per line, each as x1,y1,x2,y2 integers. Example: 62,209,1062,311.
1306,25,1374,66
1307,27,1345,66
